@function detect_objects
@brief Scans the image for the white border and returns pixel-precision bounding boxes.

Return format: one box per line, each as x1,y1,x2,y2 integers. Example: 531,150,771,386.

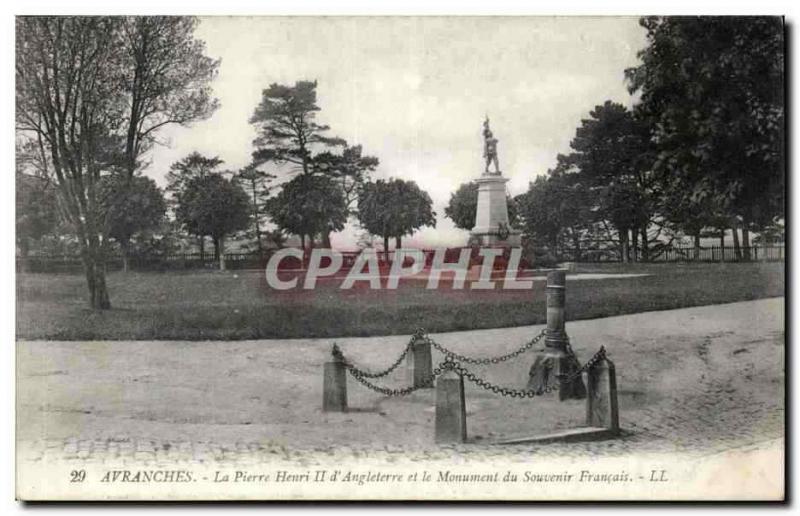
2,1,796,514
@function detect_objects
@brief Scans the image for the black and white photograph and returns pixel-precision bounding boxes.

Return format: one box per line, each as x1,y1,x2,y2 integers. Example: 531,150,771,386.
11,10,786,501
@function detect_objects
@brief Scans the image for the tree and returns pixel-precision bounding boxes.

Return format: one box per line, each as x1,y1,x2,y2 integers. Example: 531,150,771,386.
313,144,379,246
557,101,655,262
515,171,594,260
174,175,250,270
16,18,121,308
166,152,225,258
16,171,59,269
236,164,275,254
444,181,519,231
16,16,219,308
249,81,373,248
266,175,347,250
119,17,219,176
314,144,379,211
626,17,784,259
250,80,346,176
101,175,166,272
166,152,224,193
357,179,436,260
444,182,479,231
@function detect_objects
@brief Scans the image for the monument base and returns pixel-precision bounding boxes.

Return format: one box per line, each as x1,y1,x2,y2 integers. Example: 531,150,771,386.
527,348,586,401
469,171,521,247
468,230,522,247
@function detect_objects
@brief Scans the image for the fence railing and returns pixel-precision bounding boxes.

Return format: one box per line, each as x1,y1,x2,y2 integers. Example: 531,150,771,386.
560,245,785,263
16,243,785,273
16,252,276,273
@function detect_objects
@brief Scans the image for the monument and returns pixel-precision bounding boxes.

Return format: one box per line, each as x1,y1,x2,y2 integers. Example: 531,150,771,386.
469,117,522,246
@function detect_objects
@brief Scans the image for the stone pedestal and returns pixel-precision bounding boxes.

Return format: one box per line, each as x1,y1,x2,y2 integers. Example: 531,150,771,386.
469,173,521,247
527,270,586,400
527,349,586,400
323,346,347,412
435,369,467,444
586,355,619,433
406,338,433,389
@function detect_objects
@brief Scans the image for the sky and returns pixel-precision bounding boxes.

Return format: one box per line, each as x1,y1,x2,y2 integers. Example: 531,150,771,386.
146,16,647,249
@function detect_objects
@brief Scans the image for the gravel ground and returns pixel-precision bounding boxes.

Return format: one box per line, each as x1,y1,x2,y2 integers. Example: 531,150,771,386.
17,298,784,465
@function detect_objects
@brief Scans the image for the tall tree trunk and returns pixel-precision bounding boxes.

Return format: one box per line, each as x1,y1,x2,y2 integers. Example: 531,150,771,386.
395,236,402,250
18,238,31,273
199,236,205,261
620,230,629,264
218,236,226,271
732,224,742,261
572,232,581,262
719,228,725,262
300,233,306,250
693,233,701,261
251,181,263,255
322,230,332,249
631,229,639,263
741,219,751,260
212,237,220,262
83,245,110,309
640,226,649,262
120,239,130,273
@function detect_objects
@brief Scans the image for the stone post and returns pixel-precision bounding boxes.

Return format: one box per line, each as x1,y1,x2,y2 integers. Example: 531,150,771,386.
585,352,619,433
545,270,568,348
323,344,347,412
407,337,433,389
527,270,586,400
435,368,467,444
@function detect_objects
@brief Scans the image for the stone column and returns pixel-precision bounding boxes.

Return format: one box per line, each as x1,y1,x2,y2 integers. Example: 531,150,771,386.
407,337,433,389
585,353,619,433
527,270,586,400
323,344,347,412
435,368,467,444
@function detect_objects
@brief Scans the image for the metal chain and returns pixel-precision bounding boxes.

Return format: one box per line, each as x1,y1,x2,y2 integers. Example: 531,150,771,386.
455,346,608,399
334,331,608,400
557,345,607,383
423,329,546,365
341,342,412,379
332,329,430,379
346,362,447,396
454,362,558,397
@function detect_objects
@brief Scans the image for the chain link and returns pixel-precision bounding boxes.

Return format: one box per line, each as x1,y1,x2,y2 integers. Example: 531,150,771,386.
556,345,607,383
424,329,546,365
456,363,558,397
332,329,607,400
346,362,446,396
455,346,608,399
333,329,433,379
341,342,412,379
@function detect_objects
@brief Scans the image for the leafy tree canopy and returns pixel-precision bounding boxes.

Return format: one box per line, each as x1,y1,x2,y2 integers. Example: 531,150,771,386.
100,174,166,247
166,152,225,194
626,16,784,228
357,179,436,243
250,80,346,175
175,174,250,241
267,174,348,241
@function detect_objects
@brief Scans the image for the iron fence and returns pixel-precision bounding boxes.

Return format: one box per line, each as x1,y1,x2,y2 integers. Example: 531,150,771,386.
560,245,785,263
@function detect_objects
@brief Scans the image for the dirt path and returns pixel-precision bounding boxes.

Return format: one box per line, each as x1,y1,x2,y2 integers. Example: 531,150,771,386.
17,298,784,463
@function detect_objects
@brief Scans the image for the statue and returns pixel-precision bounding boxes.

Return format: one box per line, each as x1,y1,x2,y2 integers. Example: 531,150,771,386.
482,116,500,175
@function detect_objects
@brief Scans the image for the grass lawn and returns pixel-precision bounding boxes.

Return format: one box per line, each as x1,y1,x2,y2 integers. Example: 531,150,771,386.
16,262,784,340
